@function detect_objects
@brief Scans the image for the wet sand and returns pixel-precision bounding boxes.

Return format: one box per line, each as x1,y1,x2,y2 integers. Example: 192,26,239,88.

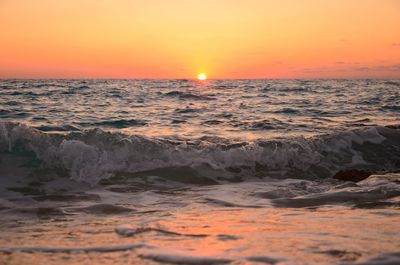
1,179,399,265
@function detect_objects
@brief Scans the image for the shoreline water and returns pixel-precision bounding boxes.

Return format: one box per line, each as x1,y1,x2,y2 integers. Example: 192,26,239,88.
1,79,399,264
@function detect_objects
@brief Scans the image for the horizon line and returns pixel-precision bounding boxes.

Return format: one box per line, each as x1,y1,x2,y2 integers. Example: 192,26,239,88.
1,77,400,81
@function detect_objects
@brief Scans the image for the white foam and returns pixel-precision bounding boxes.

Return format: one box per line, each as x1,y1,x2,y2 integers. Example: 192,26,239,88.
1,122,398,186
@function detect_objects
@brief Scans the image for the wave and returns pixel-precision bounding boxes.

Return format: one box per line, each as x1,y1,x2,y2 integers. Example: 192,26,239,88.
273,107,300,114
164,91,215,100
78,119,147,128
35,124,81,132
0,122,399,185
0,244,146,254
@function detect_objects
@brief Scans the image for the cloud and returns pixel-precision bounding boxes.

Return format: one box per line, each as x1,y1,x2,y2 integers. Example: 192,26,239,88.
297,63,400,77
354,67,370,72
300,66,329,73
354,64,400,72
392,43,400,47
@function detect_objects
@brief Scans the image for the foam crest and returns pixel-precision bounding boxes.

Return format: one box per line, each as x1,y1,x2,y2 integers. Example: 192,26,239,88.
0,122,399,185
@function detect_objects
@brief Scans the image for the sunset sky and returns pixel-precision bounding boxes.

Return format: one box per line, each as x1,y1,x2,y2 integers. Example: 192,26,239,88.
0,0,399,79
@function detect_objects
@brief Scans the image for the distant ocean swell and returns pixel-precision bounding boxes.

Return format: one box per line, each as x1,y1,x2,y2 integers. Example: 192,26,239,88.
0,122,399,185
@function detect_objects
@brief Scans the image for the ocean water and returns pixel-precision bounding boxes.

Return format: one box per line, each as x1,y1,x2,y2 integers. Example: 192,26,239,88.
0,79,399,265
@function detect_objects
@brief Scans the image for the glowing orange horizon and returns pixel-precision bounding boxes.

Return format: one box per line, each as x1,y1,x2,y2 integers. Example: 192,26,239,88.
0,1,399,79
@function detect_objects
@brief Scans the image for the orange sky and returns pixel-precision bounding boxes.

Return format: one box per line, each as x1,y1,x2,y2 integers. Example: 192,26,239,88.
0,0,399,79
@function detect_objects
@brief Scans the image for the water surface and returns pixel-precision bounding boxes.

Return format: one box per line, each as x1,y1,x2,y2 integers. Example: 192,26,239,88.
0,79,399,265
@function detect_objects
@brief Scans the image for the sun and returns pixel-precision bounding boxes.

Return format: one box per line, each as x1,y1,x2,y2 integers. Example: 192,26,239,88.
197,73,207,80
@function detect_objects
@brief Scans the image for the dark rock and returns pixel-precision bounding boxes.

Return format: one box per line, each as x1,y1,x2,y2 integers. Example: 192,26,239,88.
333,169,373,182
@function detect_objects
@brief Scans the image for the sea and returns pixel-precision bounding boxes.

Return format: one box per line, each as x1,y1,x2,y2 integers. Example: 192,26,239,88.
0,79,399,265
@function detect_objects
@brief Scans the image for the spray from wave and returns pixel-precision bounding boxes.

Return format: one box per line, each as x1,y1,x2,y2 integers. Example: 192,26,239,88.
0,122,399,185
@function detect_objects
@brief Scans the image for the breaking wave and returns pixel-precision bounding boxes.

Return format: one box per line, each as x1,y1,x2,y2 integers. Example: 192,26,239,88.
0,122,399,185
